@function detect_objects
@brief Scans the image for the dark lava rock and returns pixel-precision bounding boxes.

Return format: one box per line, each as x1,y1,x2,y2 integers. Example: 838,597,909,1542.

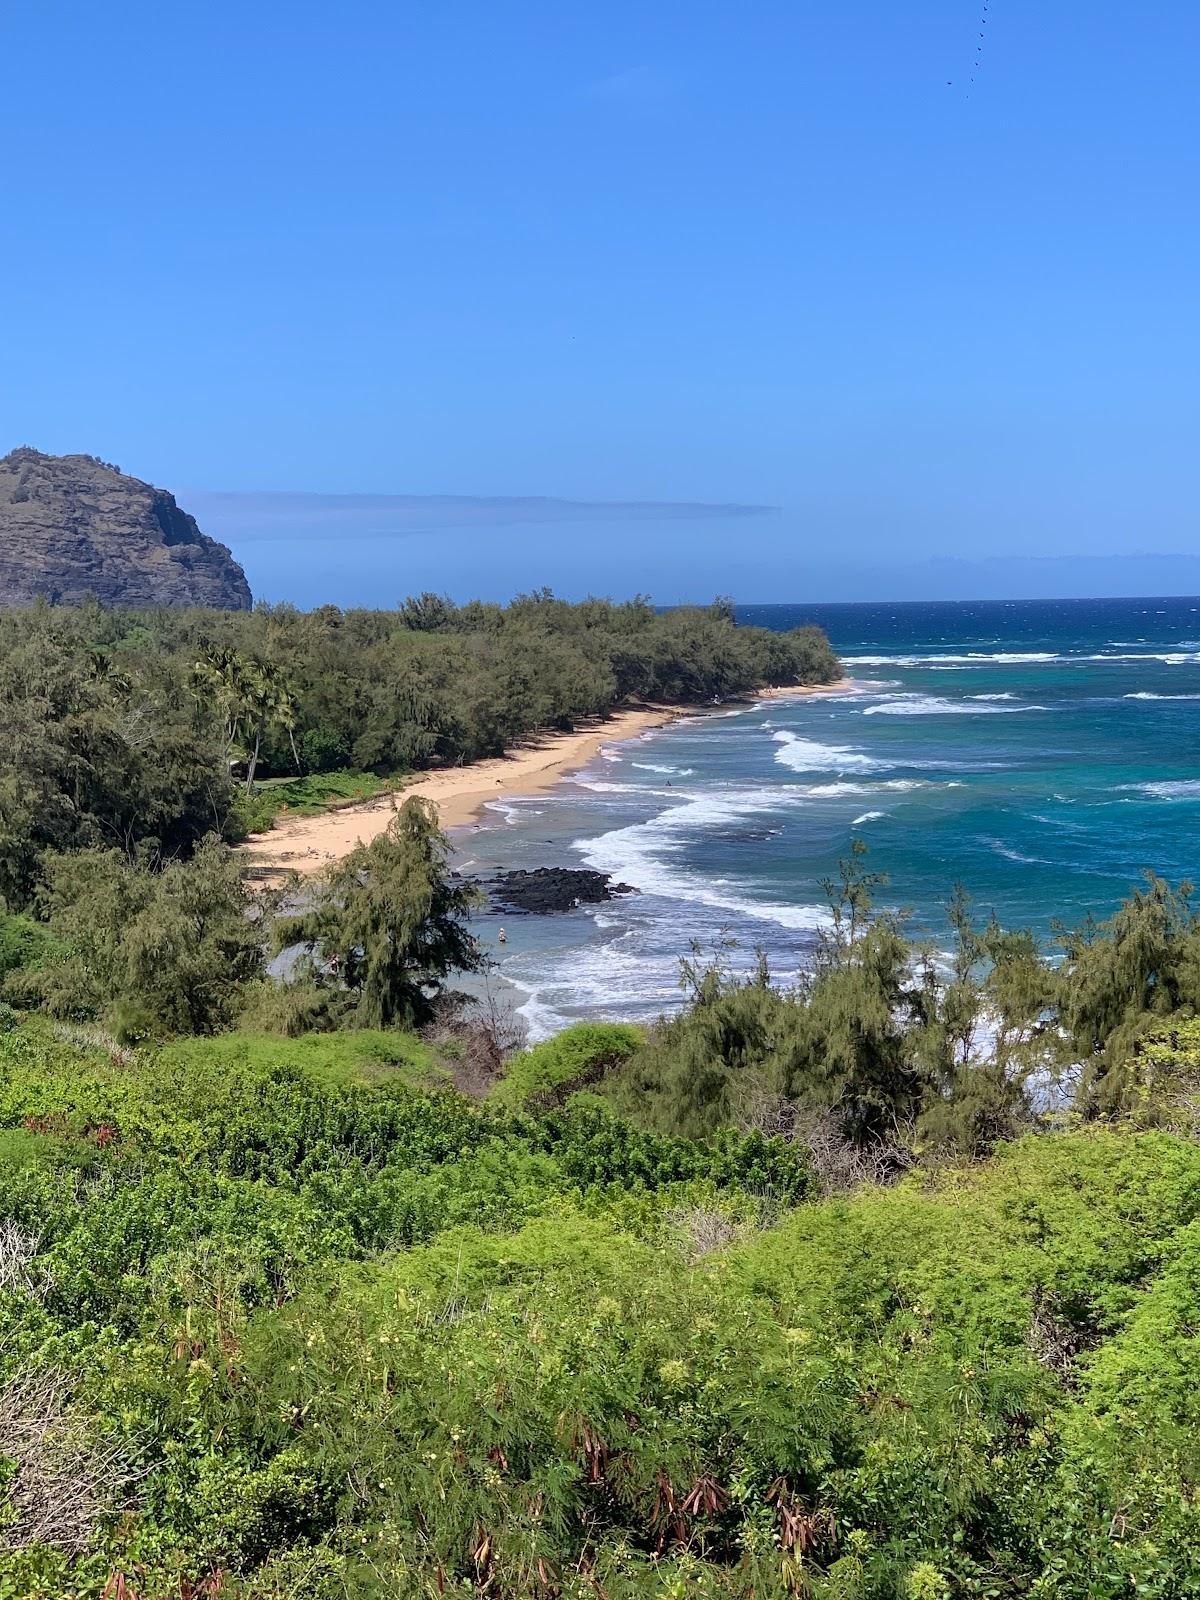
0,447,252,610
482,866,637,914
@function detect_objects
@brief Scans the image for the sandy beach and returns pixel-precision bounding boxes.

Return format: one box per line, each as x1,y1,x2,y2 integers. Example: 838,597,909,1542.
236,680,853,884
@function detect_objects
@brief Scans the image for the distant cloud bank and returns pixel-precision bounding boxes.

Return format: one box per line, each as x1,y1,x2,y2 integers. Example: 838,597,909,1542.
187,491,776,542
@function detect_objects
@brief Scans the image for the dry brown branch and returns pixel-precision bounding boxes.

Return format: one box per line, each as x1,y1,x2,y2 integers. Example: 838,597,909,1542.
0,1368,141,1553
738,1091,912,1195
1026,1286,1088,1378
665,1204,749,1262
49,1022,136,1069
0,1221,47,1298
426,980,528,1098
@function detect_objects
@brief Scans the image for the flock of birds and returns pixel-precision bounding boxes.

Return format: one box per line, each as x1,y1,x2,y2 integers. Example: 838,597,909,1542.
948,0,991,90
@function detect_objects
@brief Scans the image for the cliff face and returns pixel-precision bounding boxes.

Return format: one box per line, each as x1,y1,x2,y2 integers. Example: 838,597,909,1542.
0,448,252,610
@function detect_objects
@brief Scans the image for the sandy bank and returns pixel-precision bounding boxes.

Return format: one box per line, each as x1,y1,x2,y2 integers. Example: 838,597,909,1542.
753,677,855,701
238,705,686,884
237,680,854,885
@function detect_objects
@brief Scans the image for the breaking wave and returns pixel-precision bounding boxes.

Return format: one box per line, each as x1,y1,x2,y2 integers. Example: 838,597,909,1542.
771,730,887,772
862,695,1048,717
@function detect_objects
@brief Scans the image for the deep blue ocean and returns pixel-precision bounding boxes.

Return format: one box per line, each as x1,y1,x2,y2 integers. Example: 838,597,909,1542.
454,598,1200,1037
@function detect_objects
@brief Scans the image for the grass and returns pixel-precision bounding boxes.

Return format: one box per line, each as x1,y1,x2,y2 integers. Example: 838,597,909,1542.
253,768,405,818
158,1028,448,1090
234,768,408,833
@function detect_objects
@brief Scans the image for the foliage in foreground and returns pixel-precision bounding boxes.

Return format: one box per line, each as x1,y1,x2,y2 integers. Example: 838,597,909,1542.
1,1023,1199,1598
597,857,1200,1159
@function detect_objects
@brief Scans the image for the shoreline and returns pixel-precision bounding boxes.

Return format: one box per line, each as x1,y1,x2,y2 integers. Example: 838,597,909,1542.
236,679,853,884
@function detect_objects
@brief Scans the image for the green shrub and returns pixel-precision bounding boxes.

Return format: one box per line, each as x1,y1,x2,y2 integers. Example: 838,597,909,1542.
2,1024,1200,1597
492,1021,644,1108
0,913,63,982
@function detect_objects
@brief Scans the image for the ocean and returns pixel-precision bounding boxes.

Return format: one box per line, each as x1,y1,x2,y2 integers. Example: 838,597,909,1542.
453,597,1200,1038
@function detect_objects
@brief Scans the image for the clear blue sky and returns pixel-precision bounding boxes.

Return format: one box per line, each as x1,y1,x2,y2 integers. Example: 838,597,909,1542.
2,1,1197,604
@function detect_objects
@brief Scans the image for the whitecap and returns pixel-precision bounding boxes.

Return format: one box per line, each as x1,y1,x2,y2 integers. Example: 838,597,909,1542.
1087,652,1200,664
851,810,886,825
803,778,927,796
981,837,1052,865
771,730,886,772
577,792,830,932
1124,692,1200,701
1137,781,1200,801
570,777,680,798
862,695,1048,717
842,651,1060,667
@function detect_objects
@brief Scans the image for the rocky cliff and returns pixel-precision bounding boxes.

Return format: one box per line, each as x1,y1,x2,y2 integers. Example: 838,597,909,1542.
0,448,252,610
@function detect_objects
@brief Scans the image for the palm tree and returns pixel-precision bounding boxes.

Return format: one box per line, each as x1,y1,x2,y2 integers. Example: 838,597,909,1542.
192,646,303,789
191,644,253,759
243,659,302,789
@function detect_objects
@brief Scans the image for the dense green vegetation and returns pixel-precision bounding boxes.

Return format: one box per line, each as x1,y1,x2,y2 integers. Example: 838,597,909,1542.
4,842,1200,1594
2,1019,1200,1598
0,593,839,910
595,856,1200,1161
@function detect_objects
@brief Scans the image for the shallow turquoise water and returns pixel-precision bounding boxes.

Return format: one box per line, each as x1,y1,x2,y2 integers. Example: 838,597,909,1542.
456,598,1200,1035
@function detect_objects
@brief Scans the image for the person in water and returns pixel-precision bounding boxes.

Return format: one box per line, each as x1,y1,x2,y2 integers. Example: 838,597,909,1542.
497,928,507,944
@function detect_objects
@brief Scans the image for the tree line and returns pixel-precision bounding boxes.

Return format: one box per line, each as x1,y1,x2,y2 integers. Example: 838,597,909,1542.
0,592,839,908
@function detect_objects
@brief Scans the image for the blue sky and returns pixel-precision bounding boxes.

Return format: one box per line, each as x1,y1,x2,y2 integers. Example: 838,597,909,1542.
2,1,1197,604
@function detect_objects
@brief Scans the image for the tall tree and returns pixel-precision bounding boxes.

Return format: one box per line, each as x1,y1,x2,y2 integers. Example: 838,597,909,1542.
13,835,264,1037
275,798,482,1028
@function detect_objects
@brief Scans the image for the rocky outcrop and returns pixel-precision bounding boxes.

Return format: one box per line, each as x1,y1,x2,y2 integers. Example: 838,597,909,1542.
0,448,252,610
481,867,637,914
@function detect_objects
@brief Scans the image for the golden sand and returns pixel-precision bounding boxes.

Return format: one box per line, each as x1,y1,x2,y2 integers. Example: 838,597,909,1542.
237,680,854,884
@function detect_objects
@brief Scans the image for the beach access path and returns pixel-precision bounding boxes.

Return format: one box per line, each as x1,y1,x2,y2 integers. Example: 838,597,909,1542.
236,681,852,884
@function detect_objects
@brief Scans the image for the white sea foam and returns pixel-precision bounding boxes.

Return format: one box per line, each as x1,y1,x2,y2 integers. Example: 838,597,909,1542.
862,695,1048,717
577,791,829,932
511,983,577,1042
1086,652,1200,664
803,778,927,796
1137,781,1200,800
483,800,530,825
843,651,1060,666
843,649,1200,667
851,810,886,825
771,730,886,772
1124,692,1200,701
970,692,1018,700
570,777,680,798
982,837,1051,865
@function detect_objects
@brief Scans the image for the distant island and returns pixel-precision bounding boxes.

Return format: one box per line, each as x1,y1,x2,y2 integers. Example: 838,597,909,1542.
0,447,252,610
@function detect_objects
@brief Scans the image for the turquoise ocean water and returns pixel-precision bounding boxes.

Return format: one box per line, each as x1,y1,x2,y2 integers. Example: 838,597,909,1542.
454,598,1200,1037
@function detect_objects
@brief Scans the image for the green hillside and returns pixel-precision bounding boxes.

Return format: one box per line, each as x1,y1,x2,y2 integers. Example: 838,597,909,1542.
2,1019,1198,1599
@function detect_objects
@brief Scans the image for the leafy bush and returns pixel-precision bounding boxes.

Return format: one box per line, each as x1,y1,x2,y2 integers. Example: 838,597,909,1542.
1,1027,1199,1596
0,914,61,982
492,1020,644,1108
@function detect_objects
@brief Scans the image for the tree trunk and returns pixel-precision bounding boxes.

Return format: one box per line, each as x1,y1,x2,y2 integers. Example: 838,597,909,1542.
245,722,263,791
